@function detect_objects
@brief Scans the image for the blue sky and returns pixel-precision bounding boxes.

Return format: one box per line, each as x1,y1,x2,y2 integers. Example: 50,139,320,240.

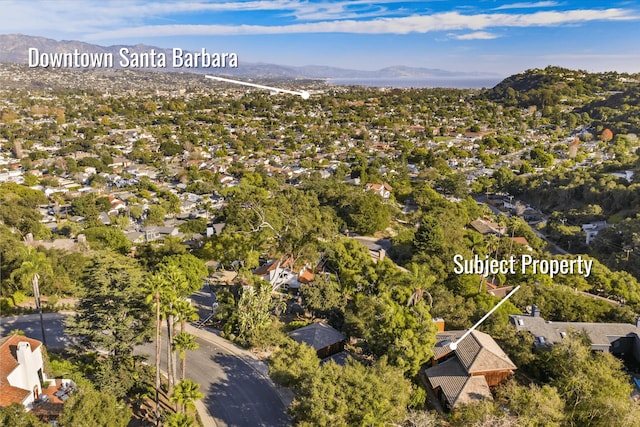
2,0,639,75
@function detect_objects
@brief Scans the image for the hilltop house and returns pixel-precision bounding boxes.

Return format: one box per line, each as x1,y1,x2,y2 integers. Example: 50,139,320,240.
581,221,609,245
469,217,507,237
364,182,393,199
424,330,516,411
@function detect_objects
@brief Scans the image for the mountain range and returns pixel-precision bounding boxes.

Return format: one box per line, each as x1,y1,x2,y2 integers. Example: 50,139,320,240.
0,34,499,80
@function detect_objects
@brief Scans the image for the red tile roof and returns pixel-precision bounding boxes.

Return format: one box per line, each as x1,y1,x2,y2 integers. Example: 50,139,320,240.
0,335,42,407
511,237,531,248
298,268,315,284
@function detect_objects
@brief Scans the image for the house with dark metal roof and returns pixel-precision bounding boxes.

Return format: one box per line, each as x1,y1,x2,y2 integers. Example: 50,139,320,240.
424,330,516,411
289,322,346,359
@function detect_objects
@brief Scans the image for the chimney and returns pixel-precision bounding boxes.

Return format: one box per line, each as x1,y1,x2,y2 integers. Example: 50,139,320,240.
16,341,31,366
532,304,541,317
432,318,445,332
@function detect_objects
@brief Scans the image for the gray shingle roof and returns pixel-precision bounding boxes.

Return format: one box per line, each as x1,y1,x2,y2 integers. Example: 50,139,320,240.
289,322,346,351
433,330,517,373
511,314,640,348
425,357,492,408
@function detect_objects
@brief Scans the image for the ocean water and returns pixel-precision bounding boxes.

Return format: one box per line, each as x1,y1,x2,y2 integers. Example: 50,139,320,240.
327,77,503,89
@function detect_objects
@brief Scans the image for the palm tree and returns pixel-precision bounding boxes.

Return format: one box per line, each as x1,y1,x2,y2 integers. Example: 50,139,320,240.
172,331,199,380
171,299,199,381
173,298,198,334
160,265,189,392
464,230,486,256
165,412,196,427
170,379,203,413
10,245,52,346
145,273,166,427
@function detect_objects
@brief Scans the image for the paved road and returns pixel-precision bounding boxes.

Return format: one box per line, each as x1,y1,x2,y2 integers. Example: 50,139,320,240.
0,312,71,349
137,325,289,427
1,306,289,427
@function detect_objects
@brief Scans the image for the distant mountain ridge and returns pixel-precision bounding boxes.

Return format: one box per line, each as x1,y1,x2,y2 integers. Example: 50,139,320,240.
0,34,498,80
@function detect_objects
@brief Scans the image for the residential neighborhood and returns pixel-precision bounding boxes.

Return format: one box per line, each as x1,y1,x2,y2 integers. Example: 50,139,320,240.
1,38,640,427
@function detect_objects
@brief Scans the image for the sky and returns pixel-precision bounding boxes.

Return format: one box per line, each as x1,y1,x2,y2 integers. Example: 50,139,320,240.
1,0,640,76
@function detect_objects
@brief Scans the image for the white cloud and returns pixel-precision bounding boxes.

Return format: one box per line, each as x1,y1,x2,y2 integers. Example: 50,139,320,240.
494,1,560,10
452,31,500,40
0,1,637,43
84,8,637,39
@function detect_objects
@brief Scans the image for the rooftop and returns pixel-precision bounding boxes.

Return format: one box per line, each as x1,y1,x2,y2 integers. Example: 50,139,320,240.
510,314,640,348
289,322,346,351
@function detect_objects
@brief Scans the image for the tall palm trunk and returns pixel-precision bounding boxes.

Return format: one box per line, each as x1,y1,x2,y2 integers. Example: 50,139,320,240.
181,318,187,381
166,315,176,392
181,354,187,381
154,290,161,426
33,274,47,346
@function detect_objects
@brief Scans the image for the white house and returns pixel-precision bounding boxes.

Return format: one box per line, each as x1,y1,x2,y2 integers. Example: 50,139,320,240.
581,221,609,245
0,335,47,410
364,182,393,199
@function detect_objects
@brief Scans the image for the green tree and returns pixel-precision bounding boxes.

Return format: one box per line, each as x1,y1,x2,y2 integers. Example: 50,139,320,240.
145,204,167,226
146,272,166,424
0,403,48,427
58,382,132,427
66,253,152,363
170,379,204,413
154,263,189,391
496,380,565,427
164,412,196,427
346,291,437,376
343,191,390,235
414,215,444,256
162,253,208,295
299,275,346,324
83,226,132,254
236,281,274,343
10,245,52,345
325,237,377,296
290,358,412,426
172,331,199,380
540,331,640,427
269,340,320,390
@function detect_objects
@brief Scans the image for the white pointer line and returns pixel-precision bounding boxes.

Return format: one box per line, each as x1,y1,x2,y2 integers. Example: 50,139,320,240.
449,285,520,351
205,75,310,99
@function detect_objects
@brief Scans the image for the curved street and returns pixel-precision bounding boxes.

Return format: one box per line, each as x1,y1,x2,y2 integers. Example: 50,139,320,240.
0,306,289,427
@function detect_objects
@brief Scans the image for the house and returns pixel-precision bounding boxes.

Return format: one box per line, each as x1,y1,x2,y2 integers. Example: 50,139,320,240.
510,237,533,251
484,277,514,298
253,258,299,291
469,217,507,237
140,225,181,242
581,221,609,245
424,330,516,411
364,182,393,199
351,236,388,262
289,322,346,359
206,222,226,238
0,335,47,410
253,257,316,291
510,309,640,362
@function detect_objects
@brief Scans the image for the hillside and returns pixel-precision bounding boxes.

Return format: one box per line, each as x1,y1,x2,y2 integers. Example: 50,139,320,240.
579,86,640,135
486,66,640,109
